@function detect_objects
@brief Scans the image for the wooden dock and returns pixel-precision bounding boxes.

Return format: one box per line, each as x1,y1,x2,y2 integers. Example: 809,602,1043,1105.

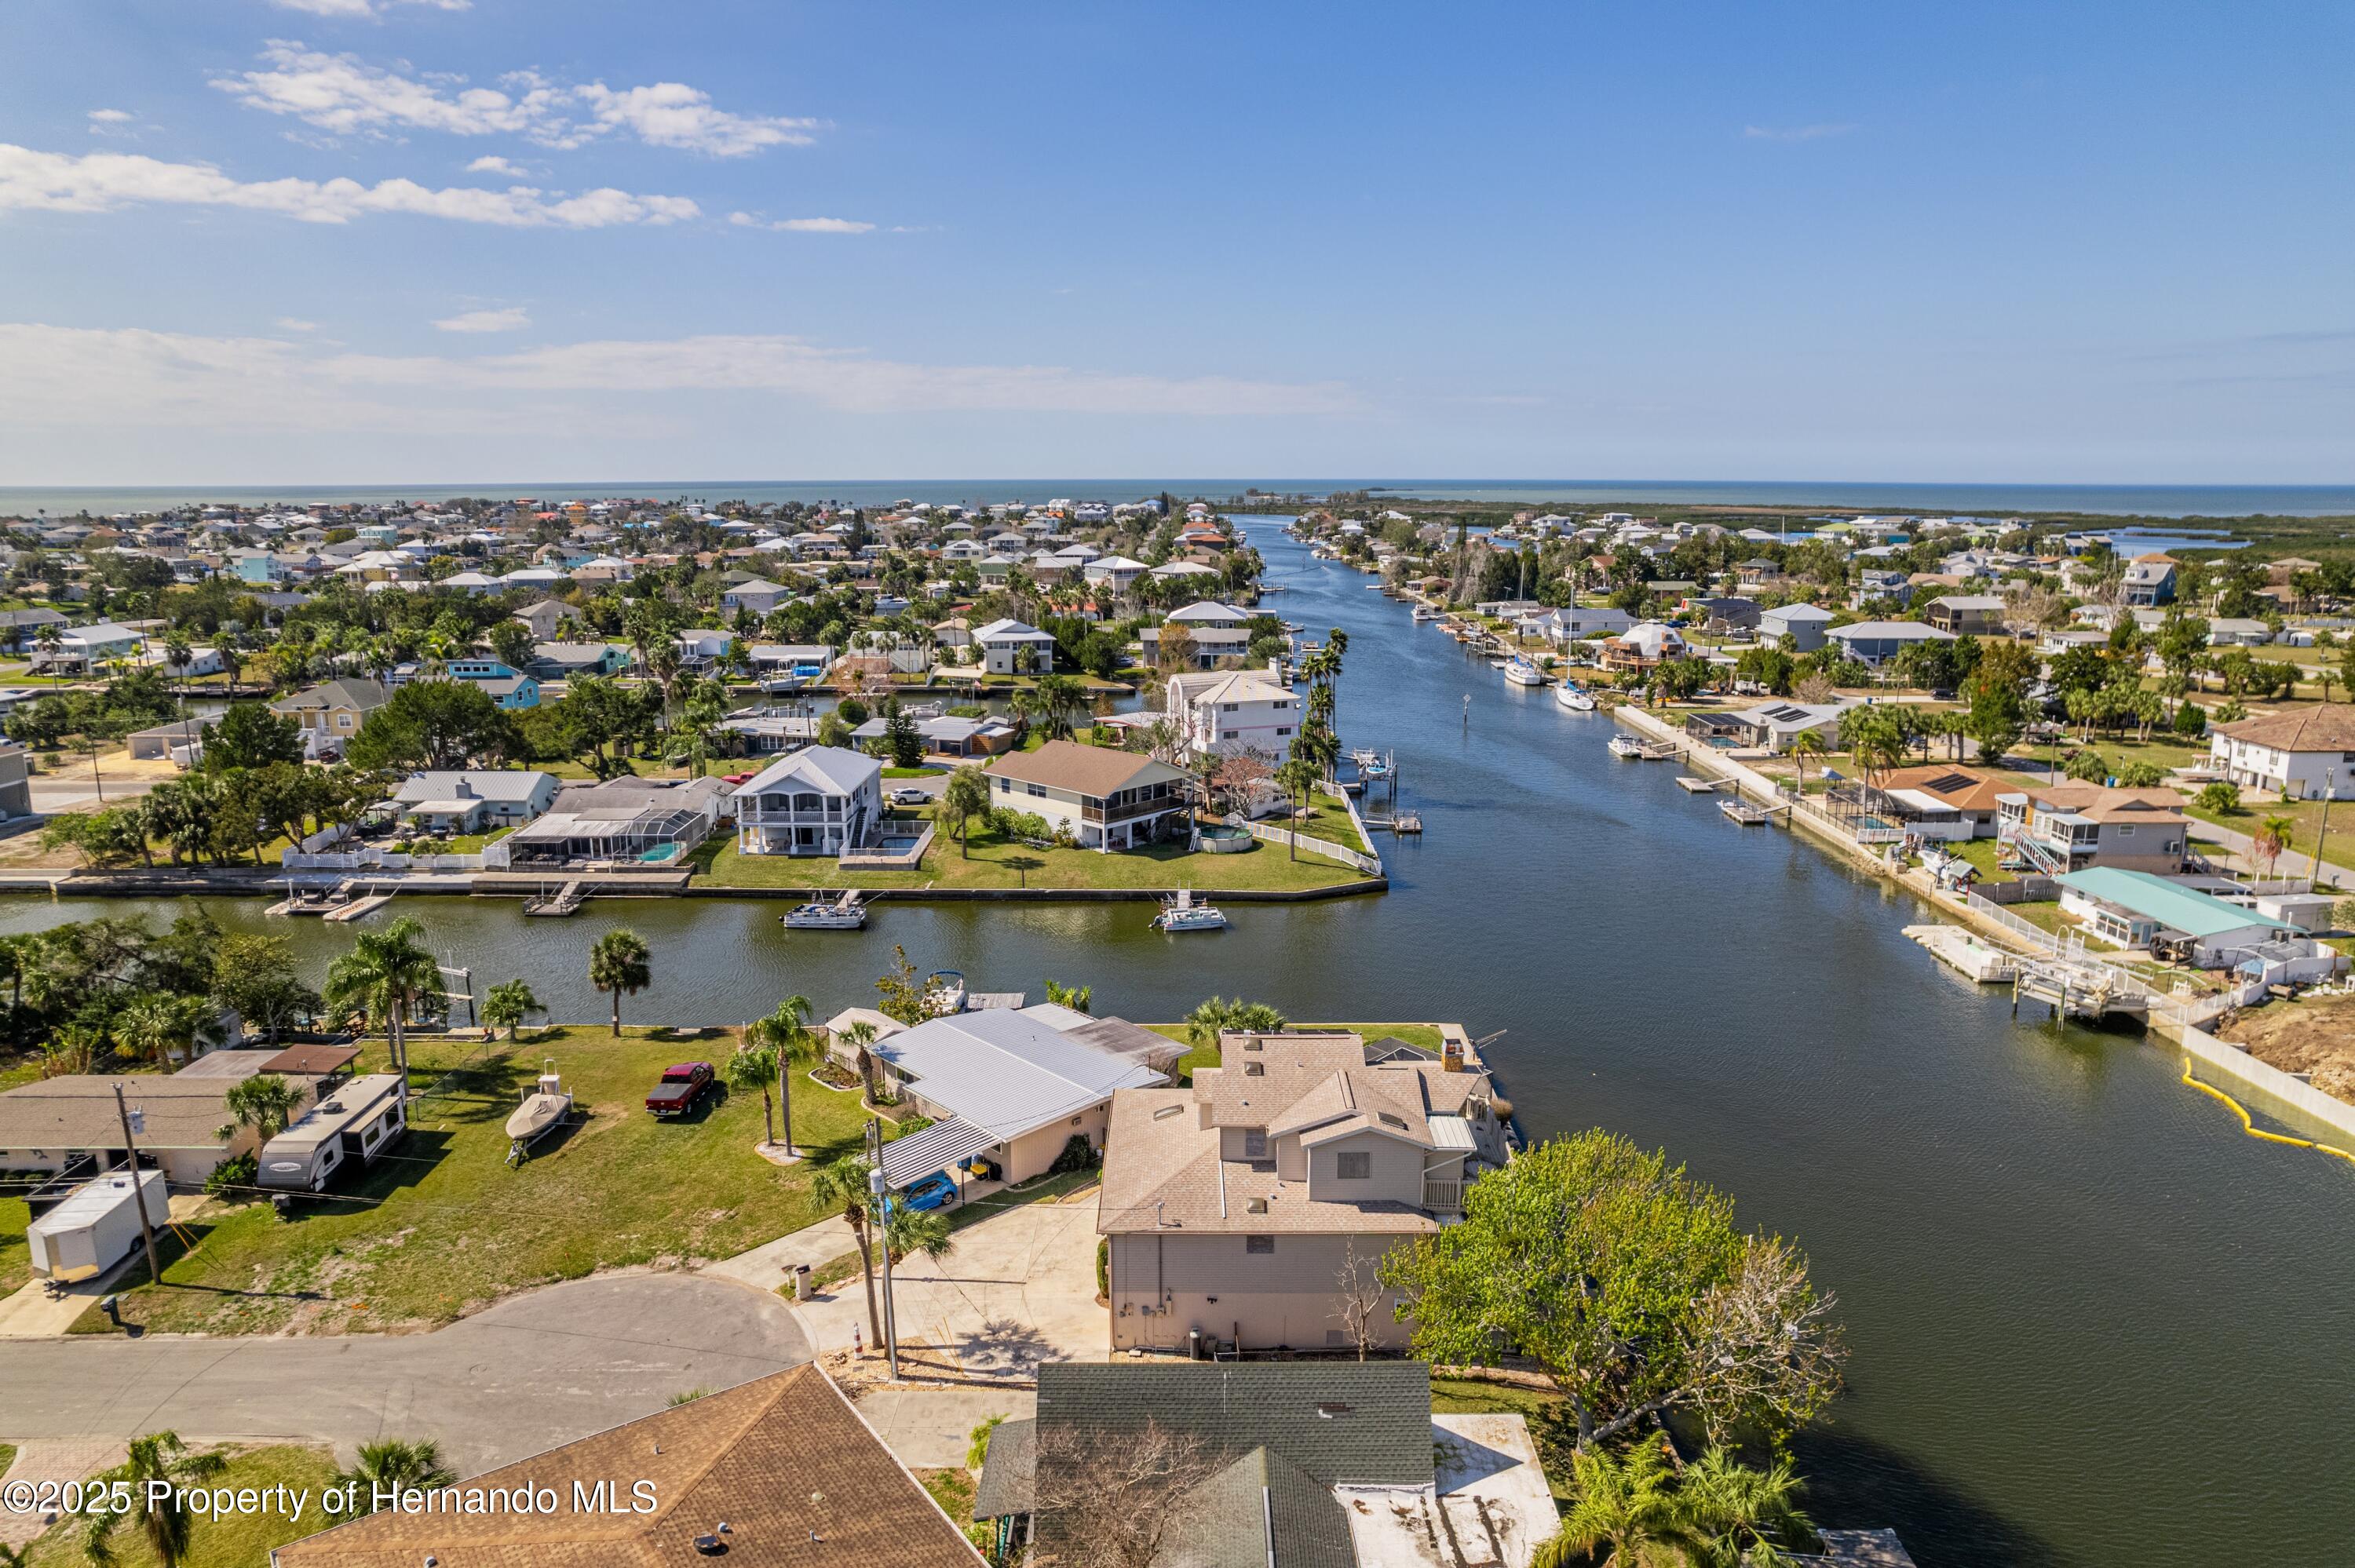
524,880,587,917
323,891,394,922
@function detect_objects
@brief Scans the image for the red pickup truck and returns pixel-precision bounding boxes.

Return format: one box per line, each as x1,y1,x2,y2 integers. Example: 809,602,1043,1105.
644,1062,715,1118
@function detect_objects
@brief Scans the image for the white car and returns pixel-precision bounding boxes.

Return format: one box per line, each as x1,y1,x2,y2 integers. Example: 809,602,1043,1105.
889,786,932,804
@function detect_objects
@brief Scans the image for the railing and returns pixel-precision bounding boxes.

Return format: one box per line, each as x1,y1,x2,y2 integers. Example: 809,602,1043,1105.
1966,892,2065,954
282,849,484,871
1422,1180,1462,1213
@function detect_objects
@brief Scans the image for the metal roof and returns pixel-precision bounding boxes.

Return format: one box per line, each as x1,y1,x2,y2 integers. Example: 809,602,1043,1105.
873,1008,1170,1140
878,1117,1000,1187
2057,867,2292,939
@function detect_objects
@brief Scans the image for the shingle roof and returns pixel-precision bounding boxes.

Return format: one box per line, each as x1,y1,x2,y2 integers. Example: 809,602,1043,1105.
272,1364,983,1567
985,739,1186,800
2213,703,2355,753
0,1076,239,1153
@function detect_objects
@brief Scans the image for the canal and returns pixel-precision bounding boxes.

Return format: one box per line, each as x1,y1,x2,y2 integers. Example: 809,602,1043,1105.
5,517,2351,1565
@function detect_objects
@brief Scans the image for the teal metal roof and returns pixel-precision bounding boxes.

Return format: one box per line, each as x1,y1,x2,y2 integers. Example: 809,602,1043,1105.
2056,868,2291,939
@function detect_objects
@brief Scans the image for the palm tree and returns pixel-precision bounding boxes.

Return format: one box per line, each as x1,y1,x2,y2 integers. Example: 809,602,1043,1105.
1535,1442,1696,1568
839,1019,882,1103
2255,813,2297,878
338,1437,455,1516
115,991,220,1069
482,979,542,1041
217,1071,303,1145
323,916,440,1074
588,928,652,1037
726,1037,781,1147
1274,757,1320,859
943,764,993,858
1184,996,1235,1048
811,1154,885,1348
78,1431,228,1568
1681,1446,1813,1568
749,994,817,1157
885,1204,955,1265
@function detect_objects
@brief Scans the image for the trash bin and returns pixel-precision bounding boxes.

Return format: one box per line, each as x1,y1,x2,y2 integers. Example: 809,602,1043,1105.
791,1264,813,1302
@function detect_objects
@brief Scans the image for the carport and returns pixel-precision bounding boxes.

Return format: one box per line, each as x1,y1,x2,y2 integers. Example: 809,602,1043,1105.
878,1116,1000,1191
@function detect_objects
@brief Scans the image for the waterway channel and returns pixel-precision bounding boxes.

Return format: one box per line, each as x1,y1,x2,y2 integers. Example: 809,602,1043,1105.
5,517,2351,1566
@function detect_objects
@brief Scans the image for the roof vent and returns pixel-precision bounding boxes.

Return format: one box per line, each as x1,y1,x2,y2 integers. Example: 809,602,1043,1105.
1153,1104,1184,1121
1316,1402,1353,1419
1243,1063,1265,1077
1247,1198,1268,1214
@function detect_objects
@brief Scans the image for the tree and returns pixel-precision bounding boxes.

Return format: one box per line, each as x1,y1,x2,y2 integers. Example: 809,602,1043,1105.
1042,978,1092,1013
115,990,220,1069
726,1037,780,1147
487,618,537,673
942,764,993,858
2196,780,2243,815
338,1438,456,1516
1031,1419,1224,1568
323,917,440,1074
840,1019,883,1103
874,943,928,1024
589,928,652,1036
199,701,303,771
1681,1446,1815,1568
884,1202,955,1265
1535,1441,1695,1568
217,1071,303,1144
77,1431,228,1568
748,994,817,1157
1183,995,1234,1048
348,678,517,771
882,700,925,768
1384,1130,1845,1452
1787,729,1825,794
482,978,542,1041
1332,1239,1391,1361
2255,814,2296,878
811,1154,885,1347
1274,756,1320,859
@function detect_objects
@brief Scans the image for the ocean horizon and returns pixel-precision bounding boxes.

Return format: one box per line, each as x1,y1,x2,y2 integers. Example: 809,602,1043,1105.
1,478,2350,520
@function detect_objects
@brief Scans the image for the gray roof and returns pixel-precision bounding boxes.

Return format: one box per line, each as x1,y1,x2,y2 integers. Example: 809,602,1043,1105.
970,1417,1035,1519
738,745,881,799
877,1116,1002,1188
872,1008,1170,1141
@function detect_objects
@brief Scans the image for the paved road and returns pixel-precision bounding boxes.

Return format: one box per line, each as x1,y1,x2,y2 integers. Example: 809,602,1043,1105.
2193,818,2353,888
0,1273,809,1475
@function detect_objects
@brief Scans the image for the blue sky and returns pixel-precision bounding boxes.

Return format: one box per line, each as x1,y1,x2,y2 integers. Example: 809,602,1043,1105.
1,1,2349,485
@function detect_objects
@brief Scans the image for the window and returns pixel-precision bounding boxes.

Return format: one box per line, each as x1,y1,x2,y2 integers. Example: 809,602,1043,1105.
1027,782,1046,797
1245,1235,1274,1254
1243,1129,1267,1158
1335,1151,1371,1180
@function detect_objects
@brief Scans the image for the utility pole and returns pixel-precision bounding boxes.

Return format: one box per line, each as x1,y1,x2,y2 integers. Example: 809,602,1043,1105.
865,1118,899,1380
112,1084,162,1285
2318,766,2336,890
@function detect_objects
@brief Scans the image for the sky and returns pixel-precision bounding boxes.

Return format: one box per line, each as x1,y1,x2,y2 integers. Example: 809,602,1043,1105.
0,1,2350,487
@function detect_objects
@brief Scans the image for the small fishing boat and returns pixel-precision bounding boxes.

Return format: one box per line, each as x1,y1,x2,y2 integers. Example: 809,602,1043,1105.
506,1061,572,1163
1502,655,1548,687
922,970,967,1016
782,890,867,930
1554,681,1596,711
1608,734,1647,760
1153,889,1229,933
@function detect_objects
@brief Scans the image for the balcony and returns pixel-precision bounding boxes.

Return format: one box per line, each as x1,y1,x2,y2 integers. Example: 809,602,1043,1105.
1422,1180,1462,1213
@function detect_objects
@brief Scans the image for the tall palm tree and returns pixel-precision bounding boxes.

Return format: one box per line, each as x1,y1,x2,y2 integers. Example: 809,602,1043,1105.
811,1154,884,1347
78,1432,227,1568
217,1071,304,1145
323,916,440,1074
1184,996,1235,1049
1274,757,1319,859
726,1037,781,1147
339,1437,455,1516
749,994,817,1157
1788,728,1826,795
2255,813,2297,879
589,928,652,1037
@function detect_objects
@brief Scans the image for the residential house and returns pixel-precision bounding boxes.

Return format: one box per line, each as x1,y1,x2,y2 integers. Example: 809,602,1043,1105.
1827,620,1955,668
977,1361,1562,1568
0,1063,325,1187
1081,555,1151,594
526,641,631,680
720,577,793,617
269,676,389,759
1851,569,1913,608
1165,600,1251,629
1098,1030,1509,1352
511,599,582,641
1922,594,2009,635
867,1005,1183,1189
1875,764,2008,838
1758,603,1835,652
1598,621,1688,672
1141,622,1251,667
2055,867,2293,965
1686,594,1762,633
27,622,144,674
852,711,1017,759
2206,618,2275,647
1693,698,1856,753
732,746,884,856
272,1364,984,1568
390,770,561,833
0,607,68,652
1995,783,2188,875
973,617,1059,675
2121,553,2178,607
1167,668,1300,760
2209,704,2355,800
1521,603,1634,645
487,775,728,867
984,740,1191,850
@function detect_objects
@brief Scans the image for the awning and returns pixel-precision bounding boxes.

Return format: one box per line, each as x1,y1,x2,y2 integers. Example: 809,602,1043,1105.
879,1117,1000,1188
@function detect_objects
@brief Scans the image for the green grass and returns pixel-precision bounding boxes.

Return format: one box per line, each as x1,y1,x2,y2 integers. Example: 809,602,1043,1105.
1947,837,2017,884
697,823,1367,894
2184,797,2355,883
24,1444,342,1568
918,1467,977,1525
0,1442,15,1479
0,1193,28,1293
75,1026,878,1337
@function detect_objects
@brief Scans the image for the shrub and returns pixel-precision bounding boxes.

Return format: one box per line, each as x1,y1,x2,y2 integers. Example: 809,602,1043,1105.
2196,781,2242,815
205,1151,257,1195
1049,1133,1100,1175
1096,1238,1109,1296
2174,701,2207,737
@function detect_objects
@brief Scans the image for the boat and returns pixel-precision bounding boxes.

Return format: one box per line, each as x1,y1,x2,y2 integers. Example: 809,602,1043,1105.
1608,734,1647,760
506,1061,572,1162
1554,681,1596,712
782,890,867,930
1153,889,1229,932
1411,605,1438,622
1720,799,1773,825
922,970,967,1016
1502,655,1548,687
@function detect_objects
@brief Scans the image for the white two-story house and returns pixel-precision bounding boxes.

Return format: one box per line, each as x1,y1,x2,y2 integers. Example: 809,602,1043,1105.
732,746,884,856
2210,705,2355,800
1097,1031,1510,1354
1167,669,1299,760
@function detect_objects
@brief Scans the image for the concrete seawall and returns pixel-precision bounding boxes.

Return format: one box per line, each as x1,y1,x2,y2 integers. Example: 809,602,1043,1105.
2152,1013,2355,1150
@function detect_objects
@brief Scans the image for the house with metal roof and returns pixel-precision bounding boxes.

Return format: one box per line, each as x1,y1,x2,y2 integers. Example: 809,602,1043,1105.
389,770,561,833
1827,619,1956,667
2054,867,2291,965
732,745,883,857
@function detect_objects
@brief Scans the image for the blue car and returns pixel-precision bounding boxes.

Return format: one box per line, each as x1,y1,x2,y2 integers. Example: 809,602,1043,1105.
901,1171,958,1212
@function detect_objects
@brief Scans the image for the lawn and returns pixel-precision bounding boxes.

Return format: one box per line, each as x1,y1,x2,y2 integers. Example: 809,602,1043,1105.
1147,1022,1448,1082
0,1194,28,1293
24,1444,341,1568
75,1026,878,1336
697,821,1369,894
1947,837,2017,884
2183,797,2355,881
1992,731,2214,786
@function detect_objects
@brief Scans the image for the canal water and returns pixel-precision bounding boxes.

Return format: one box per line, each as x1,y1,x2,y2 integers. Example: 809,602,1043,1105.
5,518,2350,1565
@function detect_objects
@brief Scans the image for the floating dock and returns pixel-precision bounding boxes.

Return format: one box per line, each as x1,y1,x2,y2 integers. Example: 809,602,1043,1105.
323,891,394,923
1677,775,1728,793
1904,924,2019,983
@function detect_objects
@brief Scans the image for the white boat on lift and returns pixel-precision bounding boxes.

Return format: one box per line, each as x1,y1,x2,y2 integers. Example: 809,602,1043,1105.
782,890,867,930
1153,889,1229,933
1607,734,1647,760
1554,680,1597,711
1502,655,1548,687
1411,604,1439,622
506,1060,572,1164
923,970,967,1016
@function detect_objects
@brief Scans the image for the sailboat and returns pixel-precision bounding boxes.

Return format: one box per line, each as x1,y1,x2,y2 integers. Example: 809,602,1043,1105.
1554,680,1596,711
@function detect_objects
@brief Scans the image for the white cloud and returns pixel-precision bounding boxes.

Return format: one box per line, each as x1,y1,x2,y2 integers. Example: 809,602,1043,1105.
268,0,472,17
1742,122,1857,142
0,323,1362,436
728,211,874,234
276,317,321,331
212,43,816,157
0,144,699,228
433,306,529,333
571,82,817,158
466,154,524,175
87,109,133,124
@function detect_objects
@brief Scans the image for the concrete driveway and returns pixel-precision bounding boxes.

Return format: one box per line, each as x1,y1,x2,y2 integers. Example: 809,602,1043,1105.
0,1272,809,1475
